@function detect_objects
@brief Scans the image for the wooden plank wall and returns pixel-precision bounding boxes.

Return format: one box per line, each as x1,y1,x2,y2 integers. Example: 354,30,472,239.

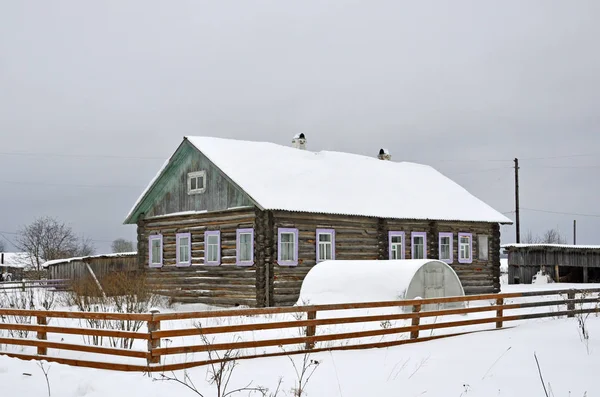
47,255,138,281
271,211,379,306
140,208,258,307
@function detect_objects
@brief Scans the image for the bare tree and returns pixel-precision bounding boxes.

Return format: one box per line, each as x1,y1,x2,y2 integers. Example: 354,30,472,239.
111,238,134,253
522,228,567,244
0,240,5,252
522,230,541,244
541,228,567,244
16,217,96,270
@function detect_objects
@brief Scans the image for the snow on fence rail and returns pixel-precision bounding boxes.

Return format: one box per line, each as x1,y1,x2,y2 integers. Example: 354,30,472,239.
0,279,70,291
1,287,600,372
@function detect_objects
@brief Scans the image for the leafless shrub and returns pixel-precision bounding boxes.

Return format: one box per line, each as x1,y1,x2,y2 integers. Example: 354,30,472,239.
0,288,35,338
66,272,163,348
37,361,52,397
286,352,321,397
158,327,269,397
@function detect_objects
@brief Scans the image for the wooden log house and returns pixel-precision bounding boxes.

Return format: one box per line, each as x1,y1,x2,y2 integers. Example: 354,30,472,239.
124,135,512,307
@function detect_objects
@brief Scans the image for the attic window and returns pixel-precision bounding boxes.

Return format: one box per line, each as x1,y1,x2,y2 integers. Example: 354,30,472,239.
187,171,206,195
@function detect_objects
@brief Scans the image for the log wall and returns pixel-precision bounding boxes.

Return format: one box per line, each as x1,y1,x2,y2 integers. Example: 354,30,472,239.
140,208,258,307
271,211,380,306
137,208,501,307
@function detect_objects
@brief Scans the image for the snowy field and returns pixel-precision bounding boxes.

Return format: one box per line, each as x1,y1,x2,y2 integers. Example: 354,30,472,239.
1,279,600,396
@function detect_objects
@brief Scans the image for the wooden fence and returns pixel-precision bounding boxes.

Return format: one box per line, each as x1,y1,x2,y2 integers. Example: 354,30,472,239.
0,287,599,372
0,279,70,291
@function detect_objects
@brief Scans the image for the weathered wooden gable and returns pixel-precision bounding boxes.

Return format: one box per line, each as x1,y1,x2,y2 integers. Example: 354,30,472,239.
128,140,255,221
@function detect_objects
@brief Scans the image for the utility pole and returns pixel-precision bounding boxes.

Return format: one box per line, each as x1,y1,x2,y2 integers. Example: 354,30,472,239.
514,158,520,243
573,220,577,245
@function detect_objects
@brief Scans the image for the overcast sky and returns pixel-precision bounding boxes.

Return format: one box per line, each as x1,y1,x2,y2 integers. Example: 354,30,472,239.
1,1,599,253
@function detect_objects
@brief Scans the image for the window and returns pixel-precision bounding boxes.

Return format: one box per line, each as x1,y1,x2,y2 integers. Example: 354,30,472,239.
458,233,472,263
316,229,335,262
278,228,298,266
176,233,191,266
478,235,489,260
236,228,254,266
388,231,405,259
438,233,453,263
187,171,206,195
204,231,221,265
148,235,163,267
411,232,427,259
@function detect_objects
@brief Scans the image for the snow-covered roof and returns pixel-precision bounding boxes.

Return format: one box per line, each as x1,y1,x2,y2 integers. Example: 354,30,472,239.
503,243,600,250
42,252,137,268
127,136,512,224
0,252,37,269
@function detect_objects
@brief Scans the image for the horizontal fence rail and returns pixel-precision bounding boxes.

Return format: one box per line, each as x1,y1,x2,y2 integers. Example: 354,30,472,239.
0,279,70,291
0,288,599,372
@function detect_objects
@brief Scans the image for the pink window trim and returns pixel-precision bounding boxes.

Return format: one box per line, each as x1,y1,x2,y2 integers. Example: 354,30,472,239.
411,232,428,259
438,232,453,264
148,234,163,268
316,228,335,262
204,230,221,266
458,232,473,264
175,232,192,267
236,228,255,266
388,231,405,260
277,228,299,266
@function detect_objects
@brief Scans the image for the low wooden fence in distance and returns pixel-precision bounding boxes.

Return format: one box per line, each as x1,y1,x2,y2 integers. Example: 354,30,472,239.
0,279,70,291
0,287,599,372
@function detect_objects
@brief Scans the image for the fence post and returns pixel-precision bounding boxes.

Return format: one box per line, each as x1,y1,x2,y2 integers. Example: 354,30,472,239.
147,309,161,365
410,302,422,339
305,310,317,350
496,298,504,329
567,290,576,318
37,315,47,356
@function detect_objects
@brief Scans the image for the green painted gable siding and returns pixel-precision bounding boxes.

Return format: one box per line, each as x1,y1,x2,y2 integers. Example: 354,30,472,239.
130,141,254,221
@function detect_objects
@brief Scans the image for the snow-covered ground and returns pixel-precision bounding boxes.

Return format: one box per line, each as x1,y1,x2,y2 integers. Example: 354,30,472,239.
2,314,598,396
1,281,599,396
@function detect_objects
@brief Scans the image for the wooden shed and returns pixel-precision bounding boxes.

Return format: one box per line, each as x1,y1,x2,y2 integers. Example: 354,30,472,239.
43,252,138,282
503,244,600,284
124,135,512,307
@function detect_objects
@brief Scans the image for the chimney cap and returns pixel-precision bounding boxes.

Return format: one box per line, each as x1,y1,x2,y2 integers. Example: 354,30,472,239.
377,148,391,160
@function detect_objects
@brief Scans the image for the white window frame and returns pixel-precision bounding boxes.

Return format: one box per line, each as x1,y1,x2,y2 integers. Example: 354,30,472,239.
204,231,221,265
458,233,473,264
176,232,191,266
278,228,298,266
388,231,405,260
438,232,453,263
411,232,427,260
478,235,489,261
148,235,163,267
236,228,254,266
316,229,335,262
187,170,207,195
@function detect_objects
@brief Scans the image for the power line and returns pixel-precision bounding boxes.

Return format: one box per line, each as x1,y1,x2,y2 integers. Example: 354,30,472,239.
0,230,115,244
0,151,164,161
0,180,145,189
451,167,513,175
521,207,600,218
0,232,18,250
